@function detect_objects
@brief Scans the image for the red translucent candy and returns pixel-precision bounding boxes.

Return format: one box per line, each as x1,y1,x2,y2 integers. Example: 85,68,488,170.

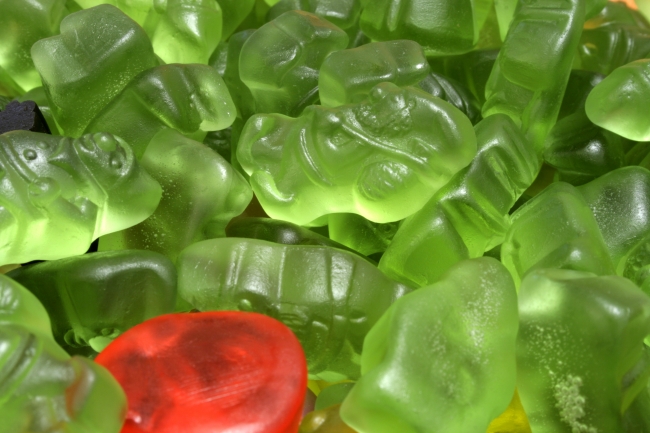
95,311,307,433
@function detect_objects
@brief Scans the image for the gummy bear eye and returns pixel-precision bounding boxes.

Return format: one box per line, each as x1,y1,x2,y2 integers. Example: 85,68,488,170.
95,133,117,152
109,154,124,170
23,149,37,160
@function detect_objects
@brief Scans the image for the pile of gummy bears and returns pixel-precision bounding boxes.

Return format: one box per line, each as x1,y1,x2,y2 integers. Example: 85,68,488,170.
2,0,650,431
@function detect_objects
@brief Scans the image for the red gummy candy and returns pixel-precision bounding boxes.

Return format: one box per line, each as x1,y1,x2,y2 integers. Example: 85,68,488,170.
95,311,307,433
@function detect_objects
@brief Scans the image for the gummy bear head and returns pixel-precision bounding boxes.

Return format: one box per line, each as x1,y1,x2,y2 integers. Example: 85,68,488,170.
71,133,162,237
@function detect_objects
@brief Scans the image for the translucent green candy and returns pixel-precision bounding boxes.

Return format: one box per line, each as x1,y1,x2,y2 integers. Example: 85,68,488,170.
501,182,614,285
7,250,177,355
416,72,482,125
0,274,126,433
517,269,650,433
142,0,222,64
239,11,349,116
483,0,586,150
318,40,429,107
358,0,491,56
238,82,477,225
177,237,413,381
0,0,66,95
0,131,161,266
328,214,399,258
340,258,518,433
218,0,256,40
75,0,223,64
576,2,650,75
84,63,236,158
99,129,251,262
380,114,538,287
586,59,650,141
267,0,362,31
31,4,158,137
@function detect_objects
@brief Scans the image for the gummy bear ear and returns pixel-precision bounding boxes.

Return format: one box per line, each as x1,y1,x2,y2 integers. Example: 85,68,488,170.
356,161,415,203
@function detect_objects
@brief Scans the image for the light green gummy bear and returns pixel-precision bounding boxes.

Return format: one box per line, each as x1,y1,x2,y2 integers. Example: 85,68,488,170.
84,63,236,158
500,181,615,286
318,40,430,108
142,0,222,64
267,0,362,31
0,274,126,433
99,128,252,262
237,82,477,225
74,0,223,63
31,4,158,137
177,237,413,380
517,269,650,433
358,0,492,56
218,0,256,40
340,257,518,433
0,131,162,266
239,10,349,116
379,114,539,287
0,0,66,95
586,59,650,142
483,0,586,150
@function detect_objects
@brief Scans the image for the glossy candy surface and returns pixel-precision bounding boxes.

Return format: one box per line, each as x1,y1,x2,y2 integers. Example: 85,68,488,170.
0,131,161,266
0,274,126,433
177,237,412,380
238,82,477,225
340,258,518,433
99,129,251,262
95,311,308,433
7,250,177,354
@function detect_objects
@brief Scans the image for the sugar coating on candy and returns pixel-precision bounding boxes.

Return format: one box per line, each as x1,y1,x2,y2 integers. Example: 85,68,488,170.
340,258,518,433
95,311,308,433
0,100,51,135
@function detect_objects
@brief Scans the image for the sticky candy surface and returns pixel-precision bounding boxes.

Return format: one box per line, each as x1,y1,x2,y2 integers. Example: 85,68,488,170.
95,311,308,433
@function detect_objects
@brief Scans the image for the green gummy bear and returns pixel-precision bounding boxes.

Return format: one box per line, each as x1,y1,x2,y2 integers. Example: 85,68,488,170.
74,0,151,25
99,128,251,262
7,250,177,355
483,0,586,151
16,87,61,135
358,0,490,56
544,70,626,185
0,131,162,266
0,274,126,433
340,257,518,433
31,4,158,137
239,11,349,116
379,114,539,287
0,0,66,95
142,0,222,64
576,2,650,75
328,214,399,257
218,0,256,39
501,181,615,285
84,63,236,158
177,237,413,381
223,30,257,120
318,40,430,108
417,72,483,125
517,269,650,433
225,216,370,262
434,49,498,105
74,0,224,63
237,82,477,225
267,0,361,30
586,59,650,142
577,167,650,290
